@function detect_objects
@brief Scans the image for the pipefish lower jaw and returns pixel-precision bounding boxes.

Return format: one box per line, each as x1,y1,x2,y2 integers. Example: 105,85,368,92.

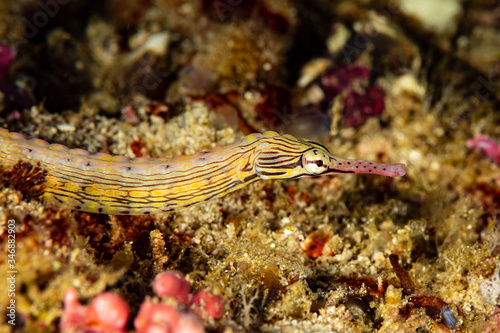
0,128,406,215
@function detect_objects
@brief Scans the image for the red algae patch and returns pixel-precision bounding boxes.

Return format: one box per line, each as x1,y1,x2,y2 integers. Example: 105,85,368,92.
0,161,47,200
301,231,331,259
389,254,415,294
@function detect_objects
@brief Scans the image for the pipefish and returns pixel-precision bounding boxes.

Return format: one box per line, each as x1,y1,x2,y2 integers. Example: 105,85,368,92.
0,127,405,215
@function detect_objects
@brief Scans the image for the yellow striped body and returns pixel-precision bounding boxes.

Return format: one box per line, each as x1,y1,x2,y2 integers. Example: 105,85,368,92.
0,127,405,215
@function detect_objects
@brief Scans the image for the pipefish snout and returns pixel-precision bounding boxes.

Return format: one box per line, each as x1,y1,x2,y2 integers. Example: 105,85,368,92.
0,128,405,215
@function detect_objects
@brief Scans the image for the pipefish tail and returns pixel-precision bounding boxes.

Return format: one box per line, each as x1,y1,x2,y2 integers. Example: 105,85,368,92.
0,128,405,215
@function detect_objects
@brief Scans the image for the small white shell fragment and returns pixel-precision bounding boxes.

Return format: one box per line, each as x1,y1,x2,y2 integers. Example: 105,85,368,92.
297,58,331,88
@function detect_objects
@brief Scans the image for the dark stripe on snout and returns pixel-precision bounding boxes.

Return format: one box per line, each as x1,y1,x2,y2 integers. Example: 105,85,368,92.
325,168,354,174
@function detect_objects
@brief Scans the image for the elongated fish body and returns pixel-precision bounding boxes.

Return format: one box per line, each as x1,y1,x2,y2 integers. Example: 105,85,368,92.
0,128,405,215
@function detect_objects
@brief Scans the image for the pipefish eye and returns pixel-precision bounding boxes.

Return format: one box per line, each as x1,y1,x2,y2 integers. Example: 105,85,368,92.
303,150,328,174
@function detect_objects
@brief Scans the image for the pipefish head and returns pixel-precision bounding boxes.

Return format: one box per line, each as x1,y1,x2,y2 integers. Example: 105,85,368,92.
254,133,405,179
253,134,333,179
302,140,406,178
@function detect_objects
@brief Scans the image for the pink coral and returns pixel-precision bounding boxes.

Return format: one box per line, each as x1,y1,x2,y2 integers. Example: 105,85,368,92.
467,134,500,166
342,85,385,128
60,271,225,333
321,65,370,98
60,288,129,333
0,44,16,83
320,64,385,128
134,300,204,333
153,270,192,304
190,290,225,319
